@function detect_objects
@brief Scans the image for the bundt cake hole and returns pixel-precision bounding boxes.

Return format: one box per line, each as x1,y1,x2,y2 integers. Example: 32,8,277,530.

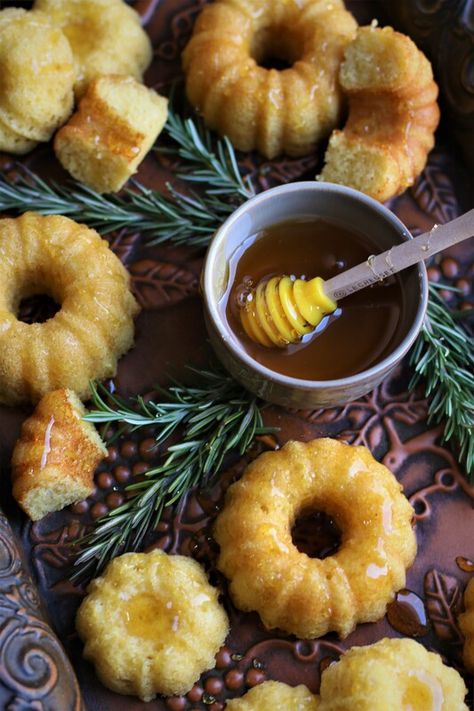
291,509,342,559
18,293,61,324
250,26,302,70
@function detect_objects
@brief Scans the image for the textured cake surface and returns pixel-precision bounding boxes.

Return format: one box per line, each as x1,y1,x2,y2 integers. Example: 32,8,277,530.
183,0,357,158
33,0,152,96
318,637,468,710
215,438,417,639
320,25,440,201
226,680,320,709
55,74,168,193
0,212,139,405
76,550,229,701
0,7,75,143
11,389,107,521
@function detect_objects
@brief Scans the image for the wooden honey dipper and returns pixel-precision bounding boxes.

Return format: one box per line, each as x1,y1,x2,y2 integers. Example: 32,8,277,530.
240,209,474,348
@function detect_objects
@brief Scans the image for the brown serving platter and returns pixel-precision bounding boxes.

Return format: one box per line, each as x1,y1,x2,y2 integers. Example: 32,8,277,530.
0,1,473,708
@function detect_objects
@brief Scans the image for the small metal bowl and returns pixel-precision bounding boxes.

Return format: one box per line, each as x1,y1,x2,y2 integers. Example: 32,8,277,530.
202,182,428,409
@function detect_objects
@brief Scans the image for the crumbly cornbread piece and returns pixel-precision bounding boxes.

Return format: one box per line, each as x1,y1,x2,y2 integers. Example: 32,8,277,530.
76,550,229,701
214,438,416,639
226,681,320,710
0,8,75,142
0,212,139,405
11,389,106,521
320,25,440,201
318,638,468,710
459,578,474,673
34,0,152,96
54,75,168,193
183,0,357,158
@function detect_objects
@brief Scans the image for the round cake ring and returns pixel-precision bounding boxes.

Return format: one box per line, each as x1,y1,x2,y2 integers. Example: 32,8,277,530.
0,212,139,405
214,438,416,639
183,0,358,158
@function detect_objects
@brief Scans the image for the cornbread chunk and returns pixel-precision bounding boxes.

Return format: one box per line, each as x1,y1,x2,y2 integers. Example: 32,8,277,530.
318,638,468,710
0,212,139,405
215,438,416,639
459,578,474,673
0,8,75,143
54,75,168,193
34,0,152,96
226,681,320,710
320,25,439,202
11,389,107,521
76,550,229,701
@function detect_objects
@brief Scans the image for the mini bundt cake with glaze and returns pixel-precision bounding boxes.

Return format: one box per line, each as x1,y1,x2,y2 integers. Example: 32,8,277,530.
459,577,474,673
76,550,229,701
183,0,357,159
0,212,139,405
11,389,107,521
34,0,153,96
320,25,440,202
317,638,468,710
0,7,75,145
214,438,416,639
55,74,168,193
226,680,320,710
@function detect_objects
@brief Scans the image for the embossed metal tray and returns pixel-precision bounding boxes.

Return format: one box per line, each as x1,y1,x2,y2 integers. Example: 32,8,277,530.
0,1,473,709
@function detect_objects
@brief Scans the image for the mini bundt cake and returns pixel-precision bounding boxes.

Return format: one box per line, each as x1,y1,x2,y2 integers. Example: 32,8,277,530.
459,577,474,673
55,74,168,193
320,25,440,202
317,638,468,710
0,116,38,156
11,389,107,521
34,0,153,96
0,212,139,405
76,550,229,701
226,681,320,710
183,0,357,159
0,7,75,144
214,438,416,639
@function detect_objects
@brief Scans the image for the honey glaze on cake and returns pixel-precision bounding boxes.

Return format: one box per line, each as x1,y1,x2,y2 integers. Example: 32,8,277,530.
223,217,408,380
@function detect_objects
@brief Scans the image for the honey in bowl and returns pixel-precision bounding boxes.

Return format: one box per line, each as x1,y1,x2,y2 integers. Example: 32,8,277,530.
222,217,409,381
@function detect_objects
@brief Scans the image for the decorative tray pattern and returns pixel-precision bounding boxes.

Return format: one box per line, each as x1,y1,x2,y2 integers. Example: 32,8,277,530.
0,1,473,709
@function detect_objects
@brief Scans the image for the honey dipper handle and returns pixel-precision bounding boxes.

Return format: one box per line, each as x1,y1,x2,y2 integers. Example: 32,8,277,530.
323,209,474,301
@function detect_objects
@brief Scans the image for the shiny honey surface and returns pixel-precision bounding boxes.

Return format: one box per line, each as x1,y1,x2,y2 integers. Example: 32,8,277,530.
223,217,407,380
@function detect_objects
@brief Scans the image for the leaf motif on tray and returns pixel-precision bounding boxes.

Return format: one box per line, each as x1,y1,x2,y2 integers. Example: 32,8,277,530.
424,568,464,645
106,229,141,265
410,152,459,224
128,259,199,310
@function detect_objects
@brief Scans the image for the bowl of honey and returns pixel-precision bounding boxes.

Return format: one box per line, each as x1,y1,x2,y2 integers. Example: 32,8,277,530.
202,182,428,408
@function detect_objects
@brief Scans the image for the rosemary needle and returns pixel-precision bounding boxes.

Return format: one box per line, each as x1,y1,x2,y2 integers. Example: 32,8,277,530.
410,283,474,480
71,368,274,583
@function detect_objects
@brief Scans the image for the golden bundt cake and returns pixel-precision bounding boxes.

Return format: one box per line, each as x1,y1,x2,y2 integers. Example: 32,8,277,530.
226,681,320,710
320,25,440,202
34,0,153,96
11,389,106,521
0,116,38,156
459,577,474,673
317,638,468,710
0,8,75,143
0,212,139,405
214,438,416,639
55,74,168,193
183,0,357,159
76,550,229,701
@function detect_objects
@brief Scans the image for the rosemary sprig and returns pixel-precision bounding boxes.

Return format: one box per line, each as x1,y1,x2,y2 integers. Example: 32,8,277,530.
410,283,474,480
160,109,255,200
0,109,253,246
72,368,274,583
